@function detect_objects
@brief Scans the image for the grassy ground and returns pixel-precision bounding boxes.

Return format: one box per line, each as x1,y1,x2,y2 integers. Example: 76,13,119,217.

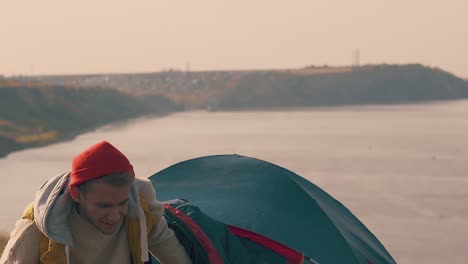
0,233,8,257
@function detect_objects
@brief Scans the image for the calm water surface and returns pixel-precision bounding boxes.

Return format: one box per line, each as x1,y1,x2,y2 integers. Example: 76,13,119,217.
2,100,468,264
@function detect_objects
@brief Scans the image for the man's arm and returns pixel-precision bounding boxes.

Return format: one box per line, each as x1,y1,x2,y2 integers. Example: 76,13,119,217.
135,179,191,264
0,219,40,264
147,216,191,264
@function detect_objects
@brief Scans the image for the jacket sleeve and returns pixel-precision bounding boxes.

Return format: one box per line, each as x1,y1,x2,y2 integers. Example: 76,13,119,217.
135,178,191,264
0,219,40,264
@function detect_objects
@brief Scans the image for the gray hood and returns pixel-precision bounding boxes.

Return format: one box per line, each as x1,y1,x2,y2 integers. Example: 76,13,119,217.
33,172,143,247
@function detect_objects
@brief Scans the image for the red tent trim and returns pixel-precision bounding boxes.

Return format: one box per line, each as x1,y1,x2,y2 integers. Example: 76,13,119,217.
164,204,224,263
228,224,304,264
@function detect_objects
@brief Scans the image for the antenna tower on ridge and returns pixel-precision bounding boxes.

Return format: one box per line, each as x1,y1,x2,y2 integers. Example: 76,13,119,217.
352,49,360,67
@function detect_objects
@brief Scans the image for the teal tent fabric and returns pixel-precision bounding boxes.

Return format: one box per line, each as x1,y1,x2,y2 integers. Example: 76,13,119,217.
149,154,396,264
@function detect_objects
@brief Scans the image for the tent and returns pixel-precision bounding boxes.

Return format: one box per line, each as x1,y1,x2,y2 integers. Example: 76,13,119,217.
149,154,396,264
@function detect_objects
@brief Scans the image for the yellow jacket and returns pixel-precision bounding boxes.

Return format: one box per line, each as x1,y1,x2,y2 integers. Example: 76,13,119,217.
21,194,157,264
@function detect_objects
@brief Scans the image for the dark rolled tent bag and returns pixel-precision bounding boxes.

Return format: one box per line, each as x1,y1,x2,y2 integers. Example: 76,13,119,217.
152,198,307,263
149,155,396,264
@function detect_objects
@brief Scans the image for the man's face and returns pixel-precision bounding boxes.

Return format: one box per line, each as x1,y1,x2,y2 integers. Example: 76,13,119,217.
72,180,132,234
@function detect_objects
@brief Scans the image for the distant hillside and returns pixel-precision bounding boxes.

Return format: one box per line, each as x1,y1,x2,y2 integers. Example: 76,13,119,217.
0,80,179,157
214,64,468,110
23,70,251,109
23,64,468,111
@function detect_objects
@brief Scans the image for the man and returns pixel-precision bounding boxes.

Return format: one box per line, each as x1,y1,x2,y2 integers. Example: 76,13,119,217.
0,141,191,264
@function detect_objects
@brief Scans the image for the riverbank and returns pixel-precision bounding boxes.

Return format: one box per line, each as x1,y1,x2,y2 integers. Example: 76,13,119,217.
0,81,181,158
0,111,176,159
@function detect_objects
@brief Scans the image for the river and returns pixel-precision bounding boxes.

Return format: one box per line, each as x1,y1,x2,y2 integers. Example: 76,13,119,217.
1,100,468,263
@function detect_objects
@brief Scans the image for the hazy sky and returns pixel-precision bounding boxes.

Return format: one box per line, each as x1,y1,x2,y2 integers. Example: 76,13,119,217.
1,0,467,77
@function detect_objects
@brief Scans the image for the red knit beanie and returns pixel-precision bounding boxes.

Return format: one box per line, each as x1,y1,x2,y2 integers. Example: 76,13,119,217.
70,141,134,187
